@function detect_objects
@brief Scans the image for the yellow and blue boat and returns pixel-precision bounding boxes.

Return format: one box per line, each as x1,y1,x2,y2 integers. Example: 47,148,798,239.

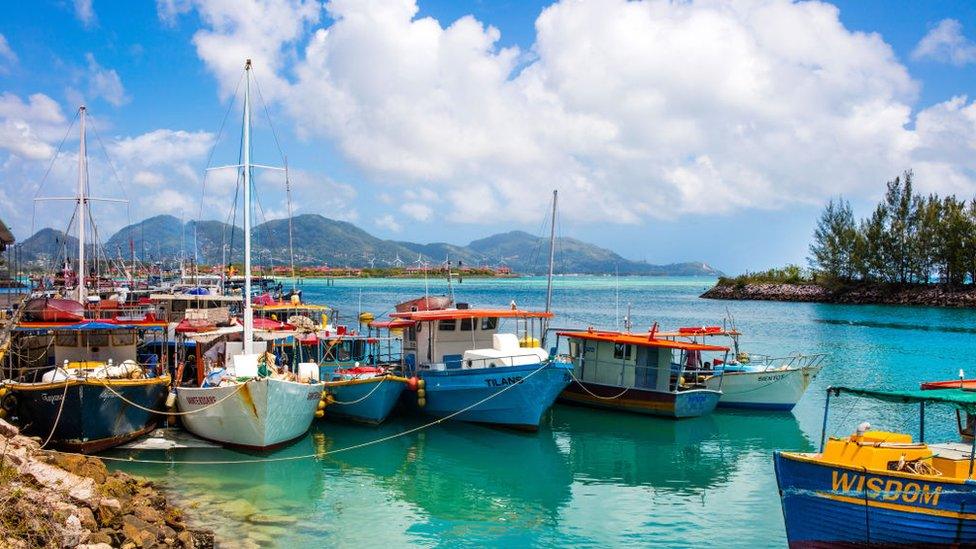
774,386,976,546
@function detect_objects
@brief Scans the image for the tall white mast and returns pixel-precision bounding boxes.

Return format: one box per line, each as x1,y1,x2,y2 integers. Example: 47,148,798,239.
544,189,557,318
242,59,254,355
77,106,88,303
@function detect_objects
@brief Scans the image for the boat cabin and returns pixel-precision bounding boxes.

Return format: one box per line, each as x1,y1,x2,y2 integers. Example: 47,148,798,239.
557,330,730,393
391,307,552,370
150,293,242,324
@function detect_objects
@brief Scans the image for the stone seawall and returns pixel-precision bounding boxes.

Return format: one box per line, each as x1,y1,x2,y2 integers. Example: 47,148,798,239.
0,418,213,548
701,282,976,308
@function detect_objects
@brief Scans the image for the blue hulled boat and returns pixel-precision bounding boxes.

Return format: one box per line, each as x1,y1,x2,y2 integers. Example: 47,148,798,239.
775,386,976,546
393,306,572,430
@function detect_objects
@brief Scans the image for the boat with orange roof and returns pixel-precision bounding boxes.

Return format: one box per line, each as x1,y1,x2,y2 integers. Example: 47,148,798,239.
554,326,728,418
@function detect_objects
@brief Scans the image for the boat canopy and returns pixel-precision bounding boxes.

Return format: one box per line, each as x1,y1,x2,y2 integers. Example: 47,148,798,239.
16,320,167,332
391,308,553,321
369,319,416,329
557,329,729,351
829,386,976,414
655,328,741,338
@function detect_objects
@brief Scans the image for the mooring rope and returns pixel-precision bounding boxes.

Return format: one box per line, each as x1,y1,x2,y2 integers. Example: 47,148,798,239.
324,375,389,406
567,367,630,400
44,359,555,465
39,378,71,449
91,377,258,416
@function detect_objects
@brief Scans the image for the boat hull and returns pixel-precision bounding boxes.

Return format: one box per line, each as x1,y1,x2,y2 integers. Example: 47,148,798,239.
176,378,323,450
559,382,720,418
324,377,405,424
23,297,85,322
5,377,169,453
413,362,572,429
706,365,822,411
774,451,976,547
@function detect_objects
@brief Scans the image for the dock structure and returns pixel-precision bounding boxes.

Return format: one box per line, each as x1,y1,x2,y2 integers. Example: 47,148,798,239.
0,217,26,368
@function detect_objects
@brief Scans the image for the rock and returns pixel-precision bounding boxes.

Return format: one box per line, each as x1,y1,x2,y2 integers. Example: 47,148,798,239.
122,514,161,547
77,544,113,549
246,513,299,526
89,530,114,545
164,507,185,530
132,502,163,524
96,498,122,527
0,417,18,437
176,531,195,548
62,513,85,547
77,506,98,531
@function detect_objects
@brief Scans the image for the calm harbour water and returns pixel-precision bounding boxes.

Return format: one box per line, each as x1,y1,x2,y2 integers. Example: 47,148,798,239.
107,276,976,547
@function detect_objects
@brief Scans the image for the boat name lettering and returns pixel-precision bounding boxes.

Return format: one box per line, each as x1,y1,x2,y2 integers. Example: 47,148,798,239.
486,376,524,387
757,374,786,382
98,390,118,400
307,390,322,400
831,471,942,506
185,396,217,406
41,394,63,403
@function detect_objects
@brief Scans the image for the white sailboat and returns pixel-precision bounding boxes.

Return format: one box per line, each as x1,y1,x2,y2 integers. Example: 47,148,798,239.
176,59,324,449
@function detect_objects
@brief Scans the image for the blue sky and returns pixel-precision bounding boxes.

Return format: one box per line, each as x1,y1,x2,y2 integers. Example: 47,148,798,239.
1,0,975,274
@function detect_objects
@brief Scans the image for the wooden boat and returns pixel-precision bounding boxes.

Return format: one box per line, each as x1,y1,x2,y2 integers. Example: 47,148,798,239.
921,377,976,440
775,386,976,546
657,326,826,411
1,318,171,453
393,307,571,430
395,295,452,313
22,297,85,322
174,59,324,450
555,328,727,418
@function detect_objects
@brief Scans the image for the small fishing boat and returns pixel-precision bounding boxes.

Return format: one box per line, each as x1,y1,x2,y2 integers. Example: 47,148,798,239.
1,316,171,453
395,295,452,313
174,59,324,450
555,328,727,418
23,296,85,322
392,306,572,430
775,386,976,546
921,376,976,440
657,326,826,411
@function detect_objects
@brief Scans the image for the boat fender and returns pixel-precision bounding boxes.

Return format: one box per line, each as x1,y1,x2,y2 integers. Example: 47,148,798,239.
417,397,426,408
317,400,326,411
0,386,7,398
406,377,419,391
418,379,425,390
417,388,426,399
315,409,325,419
165,390,177,409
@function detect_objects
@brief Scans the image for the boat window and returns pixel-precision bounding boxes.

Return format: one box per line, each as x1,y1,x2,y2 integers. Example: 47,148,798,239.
439,319,457,331
569,340,579,358
85,332,109,348
55,332,77,347
460,318,474,331
112,332,136,346
481,317,498,330
614,343,632,360
407,326,416,341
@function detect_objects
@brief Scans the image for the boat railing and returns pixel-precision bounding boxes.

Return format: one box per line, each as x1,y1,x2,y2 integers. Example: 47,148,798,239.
733,352,828,372
85,304,160,321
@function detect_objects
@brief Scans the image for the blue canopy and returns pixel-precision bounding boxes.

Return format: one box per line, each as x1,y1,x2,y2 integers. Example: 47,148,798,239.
15,321,166,332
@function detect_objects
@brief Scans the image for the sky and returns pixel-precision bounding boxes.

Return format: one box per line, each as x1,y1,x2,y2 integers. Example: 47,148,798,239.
0,0,974,274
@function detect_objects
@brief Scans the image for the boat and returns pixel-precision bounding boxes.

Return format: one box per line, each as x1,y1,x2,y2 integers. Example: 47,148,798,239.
0,105,171,453
174,59,324,450
657,326,826,410
395,295,452,313
775,386,976,546
554,327,727,418
392,306,572,430
921,376,976,440
22,297,85,322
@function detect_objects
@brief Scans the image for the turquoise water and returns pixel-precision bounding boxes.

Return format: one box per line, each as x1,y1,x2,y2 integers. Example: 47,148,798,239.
107,276,976,547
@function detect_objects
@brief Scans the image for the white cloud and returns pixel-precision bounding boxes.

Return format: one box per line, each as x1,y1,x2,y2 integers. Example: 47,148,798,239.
74,0,96,28
0,34,17,72
84,53,129,106
149,188,197,214
400,201,432,221
913,19,976,66
375,214,401,233
159,0,976,225
133,170,166,187
0,93,67,160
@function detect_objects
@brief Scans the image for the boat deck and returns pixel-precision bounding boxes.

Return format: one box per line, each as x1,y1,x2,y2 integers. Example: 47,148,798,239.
929,442,976,461
118,428,220,450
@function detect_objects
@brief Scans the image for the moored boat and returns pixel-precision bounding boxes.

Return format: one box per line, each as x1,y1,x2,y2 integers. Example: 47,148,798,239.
657,326,826,411
555,328,726,418
393,306,572,430
775,386,976,546
23,296,85,322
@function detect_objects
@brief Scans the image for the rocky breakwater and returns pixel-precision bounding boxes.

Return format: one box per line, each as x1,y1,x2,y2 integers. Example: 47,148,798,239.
701,281,976,307
0,418,214,548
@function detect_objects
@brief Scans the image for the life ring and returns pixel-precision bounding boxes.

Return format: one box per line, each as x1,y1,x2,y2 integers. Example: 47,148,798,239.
1,392,18,412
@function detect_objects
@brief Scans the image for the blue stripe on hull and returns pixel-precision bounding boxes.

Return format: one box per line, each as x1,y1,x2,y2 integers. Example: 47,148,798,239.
326,381,404,424
416,362,572,428
774,451,976,546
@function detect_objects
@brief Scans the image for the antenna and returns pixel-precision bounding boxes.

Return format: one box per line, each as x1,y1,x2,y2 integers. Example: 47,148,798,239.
544,189,557,332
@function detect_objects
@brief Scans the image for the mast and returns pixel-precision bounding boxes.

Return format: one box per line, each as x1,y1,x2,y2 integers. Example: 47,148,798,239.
544,189,557,319
242,59,254,355
77,106,88,303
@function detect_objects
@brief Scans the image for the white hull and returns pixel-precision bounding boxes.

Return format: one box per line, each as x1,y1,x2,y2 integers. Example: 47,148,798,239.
706,365,822,410
177,378,323,449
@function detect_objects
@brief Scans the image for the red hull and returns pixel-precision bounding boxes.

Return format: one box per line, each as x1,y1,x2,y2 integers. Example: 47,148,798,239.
24,297,85,322
394,295,452,313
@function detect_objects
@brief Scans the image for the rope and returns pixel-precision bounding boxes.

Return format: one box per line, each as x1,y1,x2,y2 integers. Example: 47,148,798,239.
45,359,555,465
39,378,71,449
567,366,629,400
90,376,250,416
325,375,388,406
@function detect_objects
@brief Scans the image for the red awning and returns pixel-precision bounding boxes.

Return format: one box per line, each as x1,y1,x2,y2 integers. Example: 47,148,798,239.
557,329,729,351
391,308,553,321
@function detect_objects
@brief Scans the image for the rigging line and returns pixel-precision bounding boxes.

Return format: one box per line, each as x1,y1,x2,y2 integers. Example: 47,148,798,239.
198,70,246,222
285,157,296,287
250,67,287,165
86,114,129,202
32,109,80,200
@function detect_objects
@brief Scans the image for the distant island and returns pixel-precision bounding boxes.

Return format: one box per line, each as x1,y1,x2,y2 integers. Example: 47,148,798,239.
703,170,976,308
13,214,723,277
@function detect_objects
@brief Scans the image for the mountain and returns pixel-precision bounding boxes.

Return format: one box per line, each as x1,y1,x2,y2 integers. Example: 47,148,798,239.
20,228,79,261
23,214,723,276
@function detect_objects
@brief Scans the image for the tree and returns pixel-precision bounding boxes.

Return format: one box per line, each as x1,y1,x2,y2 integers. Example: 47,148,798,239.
809,198,858,280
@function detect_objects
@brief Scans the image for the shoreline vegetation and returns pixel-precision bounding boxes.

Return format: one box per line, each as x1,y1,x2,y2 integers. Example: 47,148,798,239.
703,171,976,308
